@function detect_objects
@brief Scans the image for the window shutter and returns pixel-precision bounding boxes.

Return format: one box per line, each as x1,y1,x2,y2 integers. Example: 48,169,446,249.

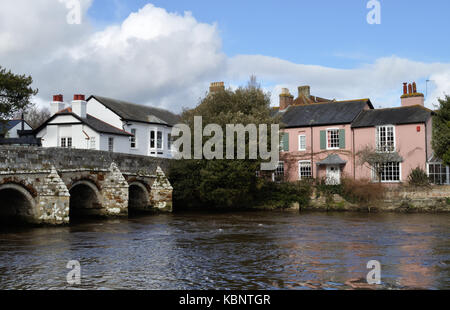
320,130,326,150
283,133,289,152
339,129,345,149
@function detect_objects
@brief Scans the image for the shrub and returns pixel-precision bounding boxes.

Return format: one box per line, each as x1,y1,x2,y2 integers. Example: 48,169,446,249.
257,180,313,209
408,167,430,187
340,178,385,204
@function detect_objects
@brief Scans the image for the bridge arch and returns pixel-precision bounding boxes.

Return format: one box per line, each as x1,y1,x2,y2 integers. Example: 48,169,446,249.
69,180,103,220
128,181,150,213
0,183,36,225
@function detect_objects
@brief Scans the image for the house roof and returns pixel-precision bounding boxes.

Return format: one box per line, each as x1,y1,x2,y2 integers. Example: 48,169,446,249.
351,105,433,128
34,111,133,136
275,99,373,128
292,94,330,106
0,119,32,132
88,95,180,126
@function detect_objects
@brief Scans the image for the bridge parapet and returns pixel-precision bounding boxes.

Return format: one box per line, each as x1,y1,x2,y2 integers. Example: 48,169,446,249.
0,146,170,175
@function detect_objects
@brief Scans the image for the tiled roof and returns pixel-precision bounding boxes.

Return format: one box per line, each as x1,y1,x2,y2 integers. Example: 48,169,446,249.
88,95,180,126
351,105,433,128
275,99,372,128
292,95,330,106
35,111,133,136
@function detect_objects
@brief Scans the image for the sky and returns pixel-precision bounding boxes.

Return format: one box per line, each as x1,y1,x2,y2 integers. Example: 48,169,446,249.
1,0,450,112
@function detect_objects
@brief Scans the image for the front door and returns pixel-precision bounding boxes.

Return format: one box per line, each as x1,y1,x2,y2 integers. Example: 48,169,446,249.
326,165,341,185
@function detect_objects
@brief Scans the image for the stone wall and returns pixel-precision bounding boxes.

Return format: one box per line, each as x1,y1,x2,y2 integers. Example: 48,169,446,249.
305,185,450,213
0,145,170,175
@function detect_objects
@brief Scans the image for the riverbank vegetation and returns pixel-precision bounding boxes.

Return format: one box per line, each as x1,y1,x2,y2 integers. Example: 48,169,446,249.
315,177,385,205
169,77,285,210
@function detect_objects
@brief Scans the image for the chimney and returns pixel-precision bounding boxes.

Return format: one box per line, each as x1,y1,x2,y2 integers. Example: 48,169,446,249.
72,94,87,118
50,94,65,115
401,82,424,107
279,88,293,111
209,82,225,93
298,85,311,98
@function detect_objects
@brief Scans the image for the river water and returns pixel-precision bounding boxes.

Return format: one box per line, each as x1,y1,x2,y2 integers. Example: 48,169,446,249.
0,211,448,290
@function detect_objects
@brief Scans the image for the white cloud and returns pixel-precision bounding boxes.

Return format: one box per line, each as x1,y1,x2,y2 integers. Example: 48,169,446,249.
1,1,449,112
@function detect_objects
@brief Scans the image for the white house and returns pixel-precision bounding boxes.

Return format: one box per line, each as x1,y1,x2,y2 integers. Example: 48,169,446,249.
0,119,32,138
35,94,179,158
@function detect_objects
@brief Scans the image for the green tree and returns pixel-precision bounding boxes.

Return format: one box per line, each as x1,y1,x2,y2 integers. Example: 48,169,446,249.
432,95,450,166
0,66,38,126
169,77,280,210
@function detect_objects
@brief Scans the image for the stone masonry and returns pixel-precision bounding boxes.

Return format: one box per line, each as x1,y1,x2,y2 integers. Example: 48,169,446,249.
0,146,173,225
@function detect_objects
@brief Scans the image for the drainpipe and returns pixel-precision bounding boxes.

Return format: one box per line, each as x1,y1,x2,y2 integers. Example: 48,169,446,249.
424,121,428,165
310,125,314,178
352,127,356,180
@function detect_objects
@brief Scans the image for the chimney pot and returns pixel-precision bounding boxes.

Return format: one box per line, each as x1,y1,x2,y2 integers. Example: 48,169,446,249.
209,82,225,93
53,94,63,102
401,82,424,107
298,85,311,98
50,94,65,114
279,88,293,111
72,94,87,118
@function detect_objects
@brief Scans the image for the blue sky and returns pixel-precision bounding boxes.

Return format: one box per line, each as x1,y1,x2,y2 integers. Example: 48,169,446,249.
88,0,450,68
2,0,450,111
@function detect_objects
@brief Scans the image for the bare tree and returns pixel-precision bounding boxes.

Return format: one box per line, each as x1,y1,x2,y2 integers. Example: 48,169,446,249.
356,145,402,183
13,104,51,129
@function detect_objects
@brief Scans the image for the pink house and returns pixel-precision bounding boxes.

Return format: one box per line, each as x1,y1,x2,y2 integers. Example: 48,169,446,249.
272,83,448,185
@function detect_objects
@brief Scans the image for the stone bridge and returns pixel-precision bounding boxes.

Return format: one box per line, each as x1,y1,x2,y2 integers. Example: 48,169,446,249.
0,146,173,225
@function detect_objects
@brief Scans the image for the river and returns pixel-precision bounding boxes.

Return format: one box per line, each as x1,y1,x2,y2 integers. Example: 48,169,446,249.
0,211,448,290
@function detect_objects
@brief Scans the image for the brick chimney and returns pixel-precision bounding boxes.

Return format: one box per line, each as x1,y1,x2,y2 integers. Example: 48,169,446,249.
401,82,424,107
209,82,225,93
72,94,87,118
279,88,293,111
50,94,65,115
298,85,311,98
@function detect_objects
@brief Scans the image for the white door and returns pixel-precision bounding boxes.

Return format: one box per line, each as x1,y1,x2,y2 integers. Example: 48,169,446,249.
326,165,341,185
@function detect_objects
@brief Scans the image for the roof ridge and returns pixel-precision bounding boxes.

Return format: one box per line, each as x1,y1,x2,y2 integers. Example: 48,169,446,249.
92,95,172,113
287,98,368,108
367,105,432,111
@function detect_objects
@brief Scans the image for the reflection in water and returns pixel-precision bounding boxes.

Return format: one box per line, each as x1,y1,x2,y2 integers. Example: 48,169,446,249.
0,212,448,289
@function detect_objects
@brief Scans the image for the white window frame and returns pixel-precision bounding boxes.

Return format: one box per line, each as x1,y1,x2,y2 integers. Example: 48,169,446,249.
272,161,285,182
427,162,450,185
167,133,172,150
372,162,402,183
150,130,156,149
376,125,396,153
157,131,163,150
60,137,72,148
90,137,96,150
108,137,114,152
130,128,137,149
298,134,306,151
298,160,312,180
326,128,340,150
